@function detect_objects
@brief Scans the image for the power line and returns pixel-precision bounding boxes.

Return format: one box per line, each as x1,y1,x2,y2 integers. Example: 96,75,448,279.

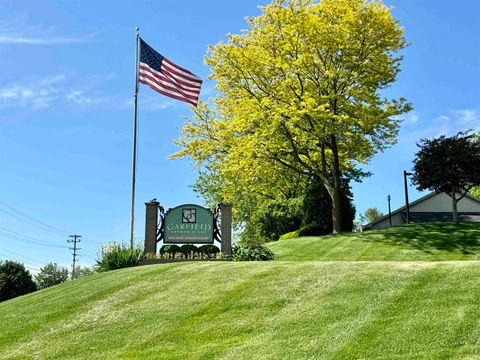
0,225,99,272
0,246,43,265
0,202,101,271
0,253,41,272
0,208,68,237
79,254,97,261
0,229,68,249
0,226,100,256
0,201,70,235
0,201,103,246
79,249,97,258
0,225,68,247
81,236,103,245
0,226,98,267
68,235,81,279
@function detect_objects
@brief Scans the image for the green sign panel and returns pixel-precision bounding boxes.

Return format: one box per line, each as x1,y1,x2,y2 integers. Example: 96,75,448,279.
164,204,214,244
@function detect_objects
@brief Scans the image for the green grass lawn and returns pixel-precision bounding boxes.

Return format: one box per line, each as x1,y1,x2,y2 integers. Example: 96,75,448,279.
1,222,480,359
2,261,480,359
268,222,480,261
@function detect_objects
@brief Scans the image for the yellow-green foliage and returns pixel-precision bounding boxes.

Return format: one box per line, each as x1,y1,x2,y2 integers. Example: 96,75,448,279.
279,229,300,240
471,187,480,198
172,0,411,232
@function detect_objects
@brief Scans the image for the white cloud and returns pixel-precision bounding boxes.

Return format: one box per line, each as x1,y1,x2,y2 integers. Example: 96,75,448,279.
433,107,480,133
39,74,67,86
200,80,217,97
0,34,94,45
399,105,480,147
122,95,177,112
451,108,479,125
0,14,97,45
437,115,450,122
0,84,60,109
0,73,112,110
402,111,419,125
66,90,92,105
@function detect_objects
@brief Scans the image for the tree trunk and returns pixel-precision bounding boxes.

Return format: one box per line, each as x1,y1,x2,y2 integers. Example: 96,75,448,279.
330,135,343,233
332,181,343,233
451,186,459,224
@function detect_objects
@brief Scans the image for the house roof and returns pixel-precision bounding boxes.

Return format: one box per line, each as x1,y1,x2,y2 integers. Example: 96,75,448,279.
364,191,480,229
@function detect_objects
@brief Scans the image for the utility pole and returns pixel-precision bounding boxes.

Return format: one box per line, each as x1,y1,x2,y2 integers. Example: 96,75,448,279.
403,171,413,224
388,194,392,227
68,235,81,279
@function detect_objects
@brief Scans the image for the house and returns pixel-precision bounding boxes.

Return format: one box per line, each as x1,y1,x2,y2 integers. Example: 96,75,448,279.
364,191,480,230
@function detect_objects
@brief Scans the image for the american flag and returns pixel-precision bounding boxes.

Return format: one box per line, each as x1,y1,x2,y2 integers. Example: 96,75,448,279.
138,38,202,107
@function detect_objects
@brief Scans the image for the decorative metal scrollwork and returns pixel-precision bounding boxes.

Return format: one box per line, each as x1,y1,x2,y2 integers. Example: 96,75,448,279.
213,203,222,243
156,204,165,243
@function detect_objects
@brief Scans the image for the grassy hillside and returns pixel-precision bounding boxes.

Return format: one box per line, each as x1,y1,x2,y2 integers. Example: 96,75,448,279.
268,222,480,261
2,222,480,359
1,261,480,359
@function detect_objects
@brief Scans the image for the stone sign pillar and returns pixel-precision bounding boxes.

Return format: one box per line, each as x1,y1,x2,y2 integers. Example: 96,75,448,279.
220,203,232,255
144,200,159,253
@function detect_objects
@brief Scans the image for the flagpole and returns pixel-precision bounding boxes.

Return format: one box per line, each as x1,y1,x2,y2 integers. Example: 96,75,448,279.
130,27,140,249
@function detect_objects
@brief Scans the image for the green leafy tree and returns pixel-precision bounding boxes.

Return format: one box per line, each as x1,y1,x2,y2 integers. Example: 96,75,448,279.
470,132,480,198
241,176,356,243
302,177,355,233
364,207,384,224
244,197,303,243
0,261,36,302
471,187,480,198
412,132,480,223
72,266,95,279
34,263,69,289
173,0,411,233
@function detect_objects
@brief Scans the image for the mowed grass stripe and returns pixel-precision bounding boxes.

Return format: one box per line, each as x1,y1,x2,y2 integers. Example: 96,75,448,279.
2,262,480,359
221,262,420,360
268,222,480,261
330,263,480,359
167,262,360,360
0,264,169,345
0,264,177,359
130,263,283,359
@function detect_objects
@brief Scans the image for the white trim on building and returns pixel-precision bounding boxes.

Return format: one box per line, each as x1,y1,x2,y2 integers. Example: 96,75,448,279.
364,191,480,230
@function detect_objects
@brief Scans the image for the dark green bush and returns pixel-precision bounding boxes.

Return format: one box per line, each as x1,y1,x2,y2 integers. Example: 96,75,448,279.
180,244,199,258
96,243,144,272
232,244,275,261
198,245,220,258
160,245,181,258
297,223,326,237
239,196,303,244
0,261,37,302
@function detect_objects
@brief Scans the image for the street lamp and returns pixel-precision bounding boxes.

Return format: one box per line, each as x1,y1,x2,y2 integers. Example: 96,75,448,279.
404,170,413,224
387,194,392,227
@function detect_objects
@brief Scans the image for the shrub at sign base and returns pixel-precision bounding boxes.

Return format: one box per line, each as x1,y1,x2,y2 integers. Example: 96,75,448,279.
97,243,144,272
180,244,198,258
232,244,275,261
159,244,220,259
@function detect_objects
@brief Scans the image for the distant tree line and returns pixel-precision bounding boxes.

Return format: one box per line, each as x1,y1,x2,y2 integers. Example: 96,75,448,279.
0,260,94,302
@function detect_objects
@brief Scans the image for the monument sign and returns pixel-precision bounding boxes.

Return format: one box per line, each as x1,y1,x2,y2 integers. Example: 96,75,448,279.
143,200,232,255
164,204,214,244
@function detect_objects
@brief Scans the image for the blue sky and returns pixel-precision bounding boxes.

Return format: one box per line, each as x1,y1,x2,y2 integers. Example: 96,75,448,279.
0,1,479,272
